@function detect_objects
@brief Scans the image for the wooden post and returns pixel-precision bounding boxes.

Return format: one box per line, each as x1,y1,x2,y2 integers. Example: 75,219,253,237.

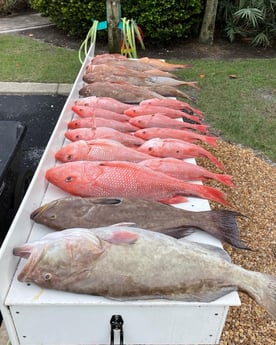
199,0,219,45
106,0,121,53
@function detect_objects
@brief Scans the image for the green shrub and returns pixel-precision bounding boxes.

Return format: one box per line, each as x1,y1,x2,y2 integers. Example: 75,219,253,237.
217,0,276,47
29,0,203,41
0,0,29,15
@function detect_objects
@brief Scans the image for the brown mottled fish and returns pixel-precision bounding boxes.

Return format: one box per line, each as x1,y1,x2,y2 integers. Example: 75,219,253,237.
79,81,165,103
31,197,248,249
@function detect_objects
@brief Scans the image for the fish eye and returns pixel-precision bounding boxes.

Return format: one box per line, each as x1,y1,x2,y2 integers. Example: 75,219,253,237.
142,130,146,134
148,147,153,151
50,214,56,220
65,176,73,183
67,154,73,161
75,135,80,139
44,273,52,281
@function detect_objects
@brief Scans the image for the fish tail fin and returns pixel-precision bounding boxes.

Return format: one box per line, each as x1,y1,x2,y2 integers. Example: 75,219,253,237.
202,151,225,171
200,185,231,206
243,272,276,320
180,183,231,207
212,173,235,188
192,109,204,117
192,124,209,133
201,210,249,249
181,114,202,124
180,81,200,90
203,136,218,147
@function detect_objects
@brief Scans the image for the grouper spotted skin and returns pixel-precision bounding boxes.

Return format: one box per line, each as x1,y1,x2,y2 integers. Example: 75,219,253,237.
13,226,276,320
30,197,248,249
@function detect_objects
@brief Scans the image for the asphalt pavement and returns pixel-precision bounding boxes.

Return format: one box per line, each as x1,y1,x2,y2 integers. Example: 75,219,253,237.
0,13,72,341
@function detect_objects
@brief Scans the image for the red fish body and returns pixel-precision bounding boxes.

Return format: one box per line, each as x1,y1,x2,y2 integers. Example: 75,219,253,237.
124,105,201,123
65,128,95,142
140,98,203,117
74,96,131,113
139,158,234,187
71,105,130,122
55,139,152,163
129,114,208,133
134,127,217,147
137,138,225,171
84,63,177,79
68,117,139,133
65,127,144,147
45,161,230,205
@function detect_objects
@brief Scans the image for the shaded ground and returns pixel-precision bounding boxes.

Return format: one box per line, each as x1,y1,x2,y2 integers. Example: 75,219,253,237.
16,25,276,60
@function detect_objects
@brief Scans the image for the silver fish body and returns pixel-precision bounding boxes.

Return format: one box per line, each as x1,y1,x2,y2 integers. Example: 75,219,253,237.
13,225,276,320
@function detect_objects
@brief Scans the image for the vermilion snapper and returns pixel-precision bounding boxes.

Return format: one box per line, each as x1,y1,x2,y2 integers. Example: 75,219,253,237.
137,138,225,171
74,96,131,113
140,98,203,117
134,127,217,147
129,114,208,133
45,160,230,206
55,139,152,163
138,158,234,187
68,117,139,133
65,127,145,147
71,105,130,122
124,105,202,123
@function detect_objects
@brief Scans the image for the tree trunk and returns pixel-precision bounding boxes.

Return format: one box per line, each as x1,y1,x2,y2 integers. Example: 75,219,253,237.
106,0,121,53
199,0,219,45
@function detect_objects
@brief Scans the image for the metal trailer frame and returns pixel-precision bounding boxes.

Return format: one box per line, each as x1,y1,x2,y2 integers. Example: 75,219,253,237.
0,44,240,345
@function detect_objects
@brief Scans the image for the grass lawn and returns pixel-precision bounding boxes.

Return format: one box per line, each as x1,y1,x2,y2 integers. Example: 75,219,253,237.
0,34,80,83
174,59,276,162
1,34,275,161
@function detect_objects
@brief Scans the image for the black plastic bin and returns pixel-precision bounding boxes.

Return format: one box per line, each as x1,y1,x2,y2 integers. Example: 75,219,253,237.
0,121,27,245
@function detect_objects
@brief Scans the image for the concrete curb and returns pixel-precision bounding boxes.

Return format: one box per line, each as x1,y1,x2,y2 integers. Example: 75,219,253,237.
0,82,73,96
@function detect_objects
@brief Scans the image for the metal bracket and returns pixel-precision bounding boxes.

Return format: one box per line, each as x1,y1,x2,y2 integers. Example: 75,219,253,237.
110,315,124,345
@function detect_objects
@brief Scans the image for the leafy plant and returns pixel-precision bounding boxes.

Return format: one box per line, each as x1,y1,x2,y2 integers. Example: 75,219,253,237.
0,0,28,15
29,0,203,42
217,0,276,47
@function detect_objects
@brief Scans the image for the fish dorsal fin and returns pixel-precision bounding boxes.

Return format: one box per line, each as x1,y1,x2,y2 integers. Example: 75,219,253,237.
99,229,139,245
110,222,137,227
92,197,123,205
188,241,231,262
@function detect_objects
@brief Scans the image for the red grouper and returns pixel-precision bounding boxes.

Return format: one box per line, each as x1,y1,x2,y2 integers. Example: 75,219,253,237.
45,160,231,206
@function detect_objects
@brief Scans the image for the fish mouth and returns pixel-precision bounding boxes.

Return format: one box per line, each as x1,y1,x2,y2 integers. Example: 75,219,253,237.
16,248,44,282
30,204,50,220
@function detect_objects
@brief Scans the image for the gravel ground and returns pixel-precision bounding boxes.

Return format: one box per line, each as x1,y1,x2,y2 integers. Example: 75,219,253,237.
197,140,276,345
1,140,274,345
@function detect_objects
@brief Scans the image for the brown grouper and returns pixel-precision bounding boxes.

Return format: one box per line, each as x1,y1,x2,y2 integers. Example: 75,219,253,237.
31,197,248,249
